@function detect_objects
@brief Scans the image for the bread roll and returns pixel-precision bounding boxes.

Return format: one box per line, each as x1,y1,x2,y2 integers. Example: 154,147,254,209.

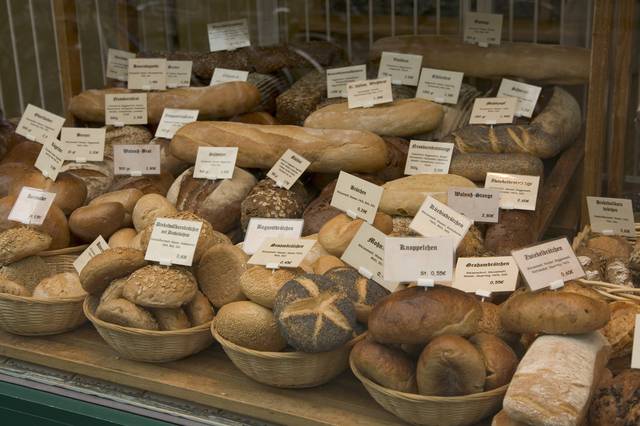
351,338,417,393
151,307,191,331
318,212,393,256
69,202,125,242
0,256,51,292
456,225,488,257
589,369,640,426
99,278,127,305
312,255,345,275
239,266,298,309
324,266,390,323
470,333,518,390
416,335,486,396
599,301,640,359
240,179,308,231
132,194,177,232
0,227,51,266
477,301,518,345
214,300,287,351
79,247,147,294
108,228,137,248
8,170,87,215
170,121,388,173
0,278,30,296
196,244,248,308
184,290,214,326
122,265,197,308
96,298,159,330
32,272,86,299
90,188,144,226
586,236,632,260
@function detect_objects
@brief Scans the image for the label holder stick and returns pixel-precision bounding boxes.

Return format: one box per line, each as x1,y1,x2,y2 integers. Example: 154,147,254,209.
549,279,565,291
417,278,435,289
475,289,492,303
266,262,280,274
358,266,373,280
346,209,358,220
158,259,172,267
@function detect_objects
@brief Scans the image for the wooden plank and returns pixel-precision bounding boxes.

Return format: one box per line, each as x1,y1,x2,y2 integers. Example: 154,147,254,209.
52,0,82,122
606,0,635,197
0,326,407,426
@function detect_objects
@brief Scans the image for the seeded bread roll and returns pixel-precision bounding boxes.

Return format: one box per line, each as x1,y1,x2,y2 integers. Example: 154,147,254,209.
32,272,86,299
324,267,390,323
470,333,518,390
122,265,197,309
240,179,308,231
239,266,299,309
351,338,417,393
79,247,147,294
0,278,30,296
0,256,51,292
96,298,159,330
69,202,125,242
318,212,393,257
0,227,51,266
151,307,191,331
184,290,214,326
131,194,177,232
196,244,248,308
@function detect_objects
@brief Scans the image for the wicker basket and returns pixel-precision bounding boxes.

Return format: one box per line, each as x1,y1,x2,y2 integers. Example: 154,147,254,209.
84,296,214,363
212,320,363,388
350,355,507,426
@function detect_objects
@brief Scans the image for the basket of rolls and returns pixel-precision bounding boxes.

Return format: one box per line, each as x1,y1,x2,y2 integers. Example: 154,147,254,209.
0,227,88,335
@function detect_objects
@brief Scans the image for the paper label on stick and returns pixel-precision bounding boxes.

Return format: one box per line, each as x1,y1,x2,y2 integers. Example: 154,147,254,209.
378,52,422,86
404,141,454,175
243,218,304,255
469,97,516,125
511,238,585,291
144,218,202,266
61,128,105,162
463,12,503,46
409,196,473,248
34,138,65,181
166,61,192,88
485,172,540,211
193,147,238,180
155,108,199,139
330,171,383,224
453,256,518,293
447,187,500,223
347,78,393,109
587,196,635,237
113,144,160,175
497,79,541,118
73,236,109,274
208,19,251,52
106,48,135,81
416,68,464,104
8,187,56,225
326,65,367,98
341,223,396,291
105,93,148,125
631,315,640,369
248,238,316,268
16,104,65,145
383,236,454,283
209,68,249,86
127,58,167,91
266,149,310,190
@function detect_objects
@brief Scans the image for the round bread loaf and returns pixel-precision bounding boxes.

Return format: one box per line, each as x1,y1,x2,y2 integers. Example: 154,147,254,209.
469,333,518,390
61,160,113,202
599,301,640,359
132,194,177,232
312,255,345,275
351,338,417,393
416,335,486,396
368,286,482,344
273,274,356,353
0,278,30,296
239,266,298,309
477,301,518,344
151,307,191,331
122,265,197,309
215,300,287,351
0,256,51,292
95,298,159,330
8,169,87,215
108,228,137,248
103,125,153,159
1,142,41,166
90,188,144,226
184,290,214,326
0,163,36,197
0,227,51,266
240,178,308,231
318,212,393,256
499,289,610,334
79,247,147,294
32,272,86,299
586,236,632,260
196,244,248,308
69,202,125,242
589,369,640,426
99,278,127,305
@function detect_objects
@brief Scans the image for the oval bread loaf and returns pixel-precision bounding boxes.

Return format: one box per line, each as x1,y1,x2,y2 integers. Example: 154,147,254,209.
95,298,159,330
80,248,147,294
69,202,125,242
450,152,544,182
318,212,393,256
132,194,177,232
215,300,287,351
108,228,137,248
351,338,417,393
470,333,518,390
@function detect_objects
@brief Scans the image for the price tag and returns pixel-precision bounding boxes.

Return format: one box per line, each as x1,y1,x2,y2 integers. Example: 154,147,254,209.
409,196,473,248
469,97,516,125
266,149,311,190
106,48,135,81
166,60,192,88
209,68,249,86
34,138,65,181
61,128,105,162
511,238,585,291
341,223,396,291
453,256,518,293
497,79,541,118
485,172,540,211
383,236,454,283
16,104,65,145
378,52,423,86
193,147,238,180
347,78,393,109
73,236,109,273
155,108,199,139
248,238,316,268
113,144,160,175
416,68,464,104
243,218,304,255
326,65,367,98
144,218,202,266
105,93,147,125
447,187,500,223
463,12,503,46
330,171,383,224
632,315,640,369
127,58,167,91
208,19,251,52
404,141,454,175
587,196,636,237
8,187,56,225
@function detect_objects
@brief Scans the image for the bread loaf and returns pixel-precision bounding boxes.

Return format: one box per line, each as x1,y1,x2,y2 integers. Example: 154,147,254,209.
324,267,390,323
99,278,127,305
275,71,326,125
239,266,298,309
104,125,153,159
1,141,41,166
32,272,86,299
599,301,640,359
184,290,214,326
69,202,125,242
456,225,488,257
301,179,343,236
449,153,544,182
0,256,50,292
231,111,279,125
214,300,287,351
586,236,632,260
79,247,147,294
470,333,518,390
170,122,388,173
318,213,393,256
312,255,345,275
90,188,144,227
485,211,536,255
240,179,308,231
151,307,191,330
196,244,248,308
122,265,197,308
131,194,177,232
0,227,51,266
149,137,190,177
96,298,159,330
589,369,640,426
108,228,137,248
60,161,113,202
8,170,87,215
351,339,417,393
0,278,30,296
477,301,518,344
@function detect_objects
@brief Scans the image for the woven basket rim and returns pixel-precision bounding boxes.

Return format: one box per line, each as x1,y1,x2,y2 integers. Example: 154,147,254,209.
349,353,508,402
39,245,89,257
0,292,85,305
84,295,212,336
211,318,364,360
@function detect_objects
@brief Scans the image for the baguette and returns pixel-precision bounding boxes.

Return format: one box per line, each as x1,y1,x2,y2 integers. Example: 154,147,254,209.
68,82,261,124
170,121,388,173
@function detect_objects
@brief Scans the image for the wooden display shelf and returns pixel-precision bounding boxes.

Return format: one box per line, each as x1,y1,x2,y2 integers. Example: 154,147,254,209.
0,325,407,426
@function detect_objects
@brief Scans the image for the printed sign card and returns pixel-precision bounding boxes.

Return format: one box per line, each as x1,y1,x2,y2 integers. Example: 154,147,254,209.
383,236,454,283
469,97,516,125
266,149,310,190
105,93,147,125
330,171,383,224
485,172,540,211
243,218,304,255
155,108,199,139
113,144,160,175
8,187,56,226
127,58,167,91
378,52,422,86
34,138,65,180
404,141,454,175
587,196,636,238
73,236,109,273
210,68,249,86
447,187,500,223
497,79,541,118
248,238,316,268
166,60,192,88
327,65,367,98
145,218,202,266
409,196,473,248
193,147,238,180
16,104,65,144
347,78,393,109
416,68,464,104
341,223,395,291
631,315,640,369
208,19,251,51
106,48,135,81
453,256,519,293
463,12,503,46
61,128,105,162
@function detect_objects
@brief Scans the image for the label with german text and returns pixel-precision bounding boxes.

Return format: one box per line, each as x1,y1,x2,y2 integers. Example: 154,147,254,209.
127,58,167,91
330,171,383,224
587,196,635,237
243,218,304,255
469,97,516,125
145,218,202,266
447,187,500,223
106,48,135,81
347,78,393,109
16,104,65,145
453,256,518,293
485,172,540,211
248,238,316,268
404,140,454,175
61,127,105,162
166,60,192,88
463,12,503,46
266,149,310,190
416,68,464,104
105,93,147,125
378,52,422,86
210,68,249,86
34,138,65,180
155,108,199,139
327,65,367,98
73,236,109,273
208,19,250,52
113,144,160,175
409,196,473,248
8,187,56,226
193,147,238,180
631,315,640,369
341,223,396,291
497,79,541,118
384,236,454,283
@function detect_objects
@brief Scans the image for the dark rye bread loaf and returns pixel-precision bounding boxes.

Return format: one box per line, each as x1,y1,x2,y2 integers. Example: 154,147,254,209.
449,152,544,183
240,179,308,231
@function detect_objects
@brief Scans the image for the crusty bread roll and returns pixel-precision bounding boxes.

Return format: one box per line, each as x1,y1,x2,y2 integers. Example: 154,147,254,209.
0,278,30,296
312,255,345,275
69,202,125,242
196,244,248,308
131,194,177,232
32,272,86,299
170,121,388,173
122,265,197,309
68,82,261,124
90,188,144,227
318,212,393,256
108,228,137,248
599,301,640,359
239,266,299,309
150,307,191,331
351,338,417,393
0,256,51,292
99,278,127,305
0,227,51,266
96,298,159,330
184,290,214,326
79,247,147,294
470,333,518,390
8,170,87,215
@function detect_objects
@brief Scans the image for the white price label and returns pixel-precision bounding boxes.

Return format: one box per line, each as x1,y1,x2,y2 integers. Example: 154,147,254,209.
73,236,109,274
378,52,423,86
266,149,310,190
248,238,316,268
453,256,519,293
463,12,503,46
105,93,148,125
209,68,249,86
404,141,454,175
8,187,56,226
587,196,636,237
193,147,238,180
127,58,167,91
34,138,65,181
208,19,250,52
16,104,65,145
326,65,367,98
347,78,393,109
416,68,464,104
330,171,383,224
469,97,516,125
144,218,203,266
61,128,105,162
243,218,304,255
341,223,396,291
631,315,640,369
409,196,473,248
384,236,454,283
113,144,160,175
497,79,541,118
447,187,500,223
485,172,540,211
166,60,192,88
106,48,135,81
155,108,199,139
